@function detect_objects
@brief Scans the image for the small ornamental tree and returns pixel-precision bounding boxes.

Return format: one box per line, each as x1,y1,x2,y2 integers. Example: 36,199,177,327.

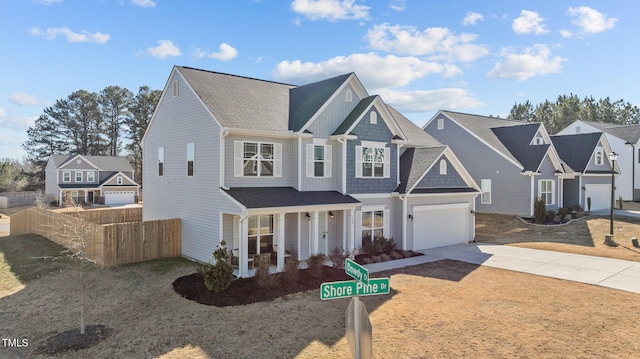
534,197,547,224
203,240,234,292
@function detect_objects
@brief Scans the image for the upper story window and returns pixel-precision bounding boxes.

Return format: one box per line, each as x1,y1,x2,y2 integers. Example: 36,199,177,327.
575,126,581,134
437,118,444,130
117,176,123,185
158,147,164,176
439,159,447,175
306,142,332,178
76,159,82,164
87,172,95,182
186,143,195,177
63,171,71,182
481,179,491,204
594,147,603,166
172,80,179,97
234,141,282,177
75,172,83,182
532,137,544,145
370,111,377,124
355,142,390,178
346,89,353,103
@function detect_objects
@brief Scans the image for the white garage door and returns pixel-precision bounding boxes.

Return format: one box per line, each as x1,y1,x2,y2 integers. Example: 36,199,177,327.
413,203,470,250
104,191,135,205
584,184,611,211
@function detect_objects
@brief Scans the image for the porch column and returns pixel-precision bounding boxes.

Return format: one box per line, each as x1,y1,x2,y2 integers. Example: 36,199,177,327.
84,190,88,203
312,211,319,254
342,210,347,251
348,209,355,253
276,212,285,272
238,217,249,278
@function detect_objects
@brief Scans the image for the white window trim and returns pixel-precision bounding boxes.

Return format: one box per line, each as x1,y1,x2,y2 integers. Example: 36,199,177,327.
117,176,123,185
370,111,377,124
437,118,444,130
75,172,83,182
306,140,332,178
233,140,282,178
594,147,603,166
439,159,447,175
538,179,555,205
87,172,95,182
356,206,390,245
172,80,179,97
187,143,195,177
481,179,491,204
355,141,390,178
346,89,353,103
62,171,71,183
158,147,165,177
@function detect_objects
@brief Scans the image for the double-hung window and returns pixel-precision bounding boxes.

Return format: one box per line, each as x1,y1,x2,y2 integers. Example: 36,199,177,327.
62,171,70,182
481,179,491,204
355,142,390,178
539,179,554,205
87,172,95,182
234,141,282,177
186,143,195,177
594,147,603,166
306,141,332,178
158,147,164,176
362,210,384,243
75,172,83,182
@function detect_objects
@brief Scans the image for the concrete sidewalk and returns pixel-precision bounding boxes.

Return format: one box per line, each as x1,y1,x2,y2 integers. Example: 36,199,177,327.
364,243,640,295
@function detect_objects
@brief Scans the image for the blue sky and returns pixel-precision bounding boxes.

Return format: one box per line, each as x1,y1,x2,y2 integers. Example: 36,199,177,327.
1,0,636,160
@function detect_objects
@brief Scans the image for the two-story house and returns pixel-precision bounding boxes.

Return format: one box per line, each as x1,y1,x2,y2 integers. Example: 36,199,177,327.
45,154,140,205
142,66,479,277
423,110,567,216
558,120,639,201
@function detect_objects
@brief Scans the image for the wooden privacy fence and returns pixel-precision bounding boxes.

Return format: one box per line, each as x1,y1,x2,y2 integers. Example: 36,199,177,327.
10,208,181,266
56,207,143,224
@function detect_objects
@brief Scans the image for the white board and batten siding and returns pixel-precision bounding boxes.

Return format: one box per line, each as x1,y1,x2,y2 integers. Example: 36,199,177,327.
142,71,240,263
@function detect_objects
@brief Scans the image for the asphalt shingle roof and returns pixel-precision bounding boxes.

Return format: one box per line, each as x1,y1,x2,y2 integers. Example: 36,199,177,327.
581,121,640,144
550,132,603,172
333,96,377,135
223,187,360,209
51,155,133,171
491,124,550,172
289,73,352,132
395,147,446,194
387,105,441,147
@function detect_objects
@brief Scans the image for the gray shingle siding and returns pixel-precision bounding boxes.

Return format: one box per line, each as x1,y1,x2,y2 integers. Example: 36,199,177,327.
416,158,467,188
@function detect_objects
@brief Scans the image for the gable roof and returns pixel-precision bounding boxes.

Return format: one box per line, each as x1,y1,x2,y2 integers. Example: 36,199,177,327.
395,146,446,194
289,73,353,132
491,124,550,172
176,66,295,132
550,132,603,172
333,96,378,135
51,154,133,171
579,121,640,144
386,105,442,147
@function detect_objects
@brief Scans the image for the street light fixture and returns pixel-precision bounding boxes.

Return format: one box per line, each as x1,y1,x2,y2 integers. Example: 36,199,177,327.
607,151,618,244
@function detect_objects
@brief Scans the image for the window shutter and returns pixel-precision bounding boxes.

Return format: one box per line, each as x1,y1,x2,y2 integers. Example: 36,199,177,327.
383,147,390,178
355,145,362,178
383,209,390,238
325,145,332,177
354,211,362,247
306,144,314,177
234,141,243,177
274,143,283,177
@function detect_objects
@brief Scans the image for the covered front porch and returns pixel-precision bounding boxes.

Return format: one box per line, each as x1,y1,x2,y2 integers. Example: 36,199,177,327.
221,187,360,278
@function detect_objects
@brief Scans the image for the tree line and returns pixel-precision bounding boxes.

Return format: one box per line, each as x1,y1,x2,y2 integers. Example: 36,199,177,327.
508,94,640,134
22,86,162,187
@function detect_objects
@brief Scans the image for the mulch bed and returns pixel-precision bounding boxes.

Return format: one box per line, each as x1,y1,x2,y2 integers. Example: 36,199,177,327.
173,266,351,307
34,324,111,355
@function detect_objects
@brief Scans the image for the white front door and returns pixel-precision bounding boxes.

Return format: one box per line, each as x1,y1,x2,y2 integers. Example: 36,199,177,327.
314,211,328,255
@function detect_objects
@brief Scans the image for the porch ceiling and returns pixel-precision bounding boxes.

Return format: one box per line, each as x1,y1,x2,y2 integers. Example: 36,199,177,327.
222,186,360,209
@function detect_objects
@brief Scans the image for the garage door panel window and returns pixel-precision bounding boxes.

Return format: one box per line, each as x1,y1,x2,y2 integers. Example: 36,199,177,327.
538,179,554,205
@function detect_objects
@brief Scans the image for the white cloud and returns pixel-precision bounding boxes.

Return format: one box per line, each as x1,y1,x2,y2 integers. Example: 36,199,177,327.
131,0,156,8
0,115,36,130
9,92,40,106
145,40,181,58
486,44,565,81
273,52,445,91
193,43,238,61
30,27,110,43
0,108,6,117
389,0,406,12
291,0,369,22
379,87,484,113
512,10,548,35
32,0,62,5
463,12,484,26
560,29,573,38
365,23,489,62
568,6,617,34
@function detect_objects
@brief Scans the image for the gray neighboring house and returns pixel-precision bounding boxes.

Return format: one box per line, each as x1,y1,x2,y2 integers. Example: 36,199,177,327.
45,154,140,205
550,132,619,211
423,110,566,216
558,120,640,201
142,66,479,277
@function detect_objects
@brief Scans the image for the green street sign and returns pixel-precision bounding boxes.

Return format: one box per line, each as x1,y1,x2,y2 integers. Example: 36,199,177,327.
345,258,369,284
320,278,390,300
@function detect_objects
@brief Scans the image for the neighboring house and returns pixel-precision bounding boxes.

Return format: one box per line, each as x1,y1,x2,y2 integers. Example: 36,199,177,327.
550,132,619,211
142,66,479,277
45,154,140,206
423,110,566,216
557,120,640,201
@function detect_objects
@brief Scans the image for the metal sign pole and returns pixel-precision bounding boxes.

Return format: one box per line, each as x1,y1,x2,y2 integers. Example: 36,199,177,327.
354,296,361,359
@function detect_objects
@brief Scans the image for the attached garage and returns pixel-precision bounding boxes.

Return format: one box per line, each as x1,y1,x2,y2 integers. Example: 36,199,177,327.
412,203,471,250
584,184,611,210
104,191,135,205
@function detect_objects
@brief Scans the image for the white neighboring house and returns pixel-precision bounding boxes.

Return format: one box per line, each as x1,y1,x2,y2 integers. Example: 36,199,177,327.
558,120,640,201
45,154,140,206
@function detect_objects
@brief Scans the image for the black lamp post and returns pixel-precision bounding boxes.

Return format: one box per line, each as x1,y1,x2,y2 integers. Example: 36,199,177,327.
608,152,618,240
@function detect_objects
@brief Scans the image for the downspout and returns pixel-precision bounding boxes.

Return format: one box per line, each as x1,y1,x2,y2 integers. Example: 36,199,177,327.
297,136,302,191
221,129,229,188
530,173,535,216
400,195,407,250
396,142,404,186
632,144,635,201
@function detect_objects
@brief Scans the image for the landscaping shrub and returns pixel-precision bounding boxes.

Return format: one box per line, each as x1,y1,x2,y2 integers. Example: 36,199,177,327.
203,240,234,292
534,197,547,224
307,253,325,278
390,251,403,260
254,258,278,288
401,251,412,258
361,257,373,264
282,258,300,282
379,253,390,262
362,236,397,256
371,255,381,263
328,247,348,269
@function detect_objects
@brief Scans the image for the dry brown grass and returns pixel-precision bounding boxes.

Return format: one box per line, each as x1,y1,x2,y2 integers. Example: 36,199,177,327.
475,212,640,262
2,233,640,358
